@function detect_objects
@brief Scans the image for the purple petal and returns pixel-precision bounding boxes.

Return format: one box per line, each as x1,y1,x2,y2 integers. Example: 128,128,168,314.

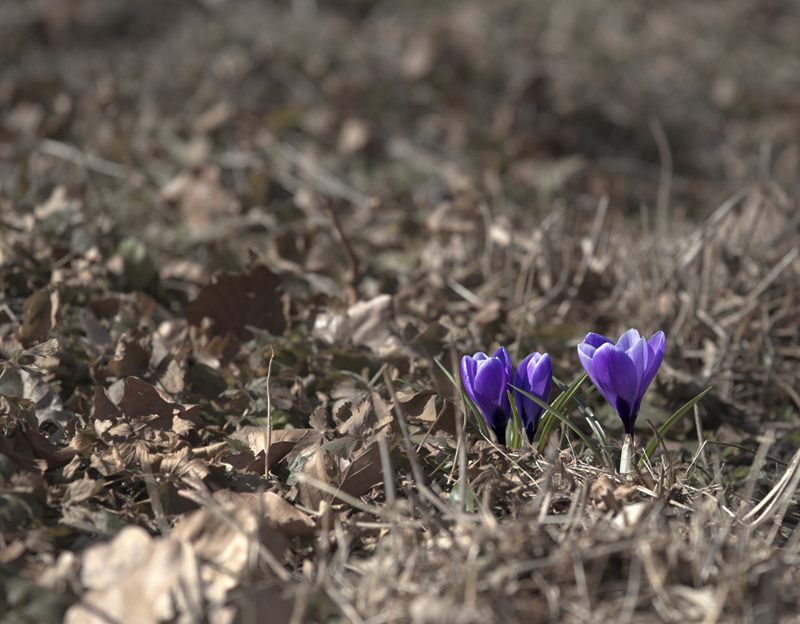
461,355,479,404
589,344,641,434
577,342,598,382
513,353,553,440
616,328,642,352
624,336,646,392
474,358,507,404
641,331,666,393
492,346,514,382
583,333,613,350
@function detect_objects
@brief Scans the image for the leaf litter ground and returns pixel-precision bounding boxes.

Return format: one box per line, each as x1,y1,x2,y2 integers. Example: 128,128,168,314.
2,1,800,622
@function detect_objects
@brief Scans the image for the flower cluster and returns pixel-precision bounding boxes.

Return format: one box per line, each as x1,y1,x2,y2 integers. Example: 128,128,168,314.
460,348,552,444
461,329,665,448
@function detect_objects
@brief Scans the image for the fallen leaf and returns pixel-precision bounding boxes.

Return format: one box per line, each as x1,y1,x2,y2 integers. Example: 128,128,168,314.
337,117,371,155
185,264,287,341
347,294,401,352
228,427,323,471
67,495,293,624
337,437,384,501
18,284,61,348
160,166,240,233
108,329,152,378
212,489,314,539
115,377,204,438
296,436,384,510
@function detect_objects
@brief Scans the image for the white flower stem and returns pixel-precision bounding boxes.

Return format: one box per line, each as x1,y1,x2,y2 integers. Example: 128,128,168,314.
620,434,634,478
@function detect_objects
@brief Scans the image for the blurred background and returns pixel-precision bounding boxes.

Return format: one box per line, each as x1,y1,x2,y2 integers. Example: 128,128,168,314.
3,0,799,240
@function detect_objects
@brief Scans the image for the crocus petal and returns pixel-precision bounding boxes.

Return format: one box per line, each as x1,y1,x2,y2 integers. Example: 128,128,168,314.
616,328,641,352
474,358,507,404
641,331,666,393
589,344,641,434
492,346,514,381
513,353,553,441
460,355,480,405
624,336,646,390
577,343,598,379
583,333,613,350
468,357,511,438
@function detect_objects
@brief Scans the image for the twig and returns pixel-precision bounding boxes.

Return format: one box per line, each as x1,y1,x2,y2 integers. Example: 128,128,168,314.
382,368,428,490
265,345,275,480
694,405,709,471
39,138,129,178
321,196,360,305
139,452,171,536
275,142,373,210
377,434,396,506
741,446,800,528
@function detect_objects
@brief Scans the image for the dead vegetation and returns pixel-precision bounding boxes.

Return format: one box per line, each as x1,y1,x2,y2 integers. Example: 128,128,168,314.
2,1,800,622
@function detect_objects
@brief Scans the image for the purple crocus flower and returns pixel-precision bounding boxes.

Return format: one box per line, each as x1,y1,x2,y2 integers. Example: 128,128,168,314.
577,329,665,438
461,347,513,443
513,353,553,442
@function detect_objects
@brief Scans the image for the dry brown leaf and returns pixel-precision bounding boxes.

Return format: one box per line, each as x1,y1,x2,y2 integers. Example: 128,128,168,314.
108,329,152,378
229,427,322,470
337,399,374,437
62,475,103,506
18,284,61,347
77,308,112,347
2,418,77,472
90,444,132,476
211,489,311,542
296,436,384,510
0,432,48,474
153,354,185,395
116,377,204,437
296,447,334,511
338,437,384,500
18,369,71,428
347,294,400,352
185,263,287,341
91,387,122,422
67,494,293,624
261,491,316,537
159,446,211,481
160,166,240,233
337,117,371,155
400,390,457,436
309,406,332,433
65,527,197,624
